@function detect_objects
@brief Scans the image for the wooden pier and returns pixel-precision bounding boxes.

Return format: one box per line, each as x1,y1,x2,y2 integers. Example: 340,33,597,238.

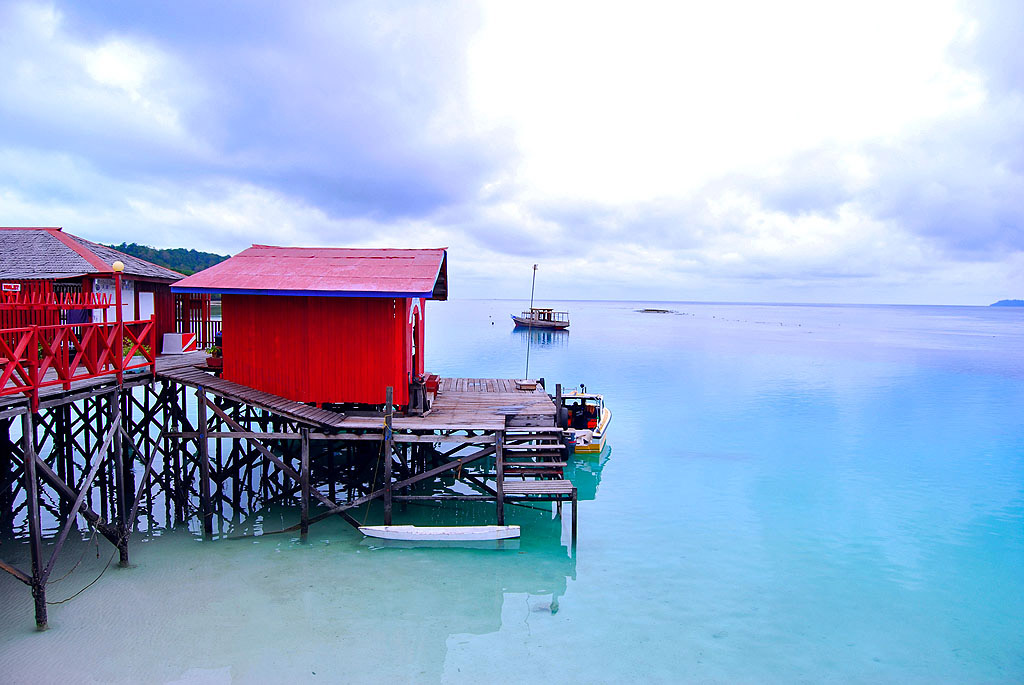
1,351,578,630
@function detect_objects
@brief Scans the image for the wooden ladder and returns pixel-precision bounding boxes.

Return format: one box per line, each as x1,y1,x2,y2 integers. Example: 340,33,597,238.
499,427,568,479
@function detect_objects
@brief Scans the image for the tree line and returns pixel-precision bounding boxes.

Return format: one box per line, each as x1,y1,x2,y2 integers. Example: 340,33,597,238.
105,243,230,276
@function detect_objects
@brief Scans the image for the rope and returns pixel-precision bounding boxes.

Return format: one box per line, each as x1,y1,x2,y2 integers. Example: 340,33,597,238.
47,518,99,585
46,549,116,605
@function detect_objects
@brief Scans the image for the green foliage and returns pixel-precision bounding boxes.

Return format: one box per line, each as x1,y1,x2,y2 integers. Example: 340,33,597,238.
207,345,222,358
123,337,152,358
104,242,230,276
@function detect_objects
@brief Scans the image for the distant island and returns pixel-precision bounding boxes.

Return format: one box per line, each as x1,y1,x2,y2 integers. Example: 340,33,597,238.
990,300,1024,307
104,242,230,275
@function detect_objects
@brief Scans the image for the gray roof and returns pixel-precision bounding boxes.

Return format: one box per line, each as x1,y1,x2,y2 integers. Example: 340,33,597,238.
0,228,183,282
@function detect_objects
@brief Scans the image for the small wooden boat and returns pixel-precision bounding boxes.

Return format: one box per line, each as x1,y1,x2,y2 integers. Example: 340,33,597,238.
557,391,611,455
511,307,570,329
359,525,521,541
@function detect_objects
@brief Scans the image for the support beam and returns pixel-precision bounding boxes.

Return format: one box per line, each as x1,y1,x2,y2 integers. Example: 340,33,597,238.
42,422,117,584
110,392,129,566
300,428,310,538
0,559,31,585
293,443,496,531
495,430,504,526
21,412,47,630
196,387,213,539
29,456,119,545
571,489,578,544
201,399,357,527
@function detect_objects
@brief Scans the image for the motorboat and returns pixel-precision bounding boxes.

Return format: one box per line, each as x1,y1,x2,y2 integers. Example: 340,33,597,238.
557,391,611,455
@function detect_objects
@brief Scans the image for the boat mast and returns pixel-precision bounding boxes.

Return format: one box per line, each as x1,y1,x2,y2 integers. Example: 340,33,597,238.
525,263,537,379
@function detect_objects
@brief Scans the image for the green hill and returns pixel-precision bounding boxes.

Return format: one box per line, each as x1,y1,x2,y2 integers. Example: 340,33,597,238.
105,242,230,276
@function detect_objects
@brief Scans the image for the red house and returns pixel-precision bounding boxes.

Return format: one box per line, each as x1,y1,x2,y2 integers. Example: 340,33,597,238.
0,227,183,347
171,245,448,407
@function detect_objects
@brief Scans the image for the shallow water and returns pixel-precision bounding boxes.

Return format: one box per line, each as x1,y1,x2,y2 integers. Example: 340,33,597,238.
2,300,1023,683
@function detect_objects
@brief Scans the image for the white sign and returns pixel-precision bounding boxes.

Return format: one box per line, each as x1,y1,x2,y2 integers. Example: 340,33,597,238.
92,278,135,323
1,283,21,292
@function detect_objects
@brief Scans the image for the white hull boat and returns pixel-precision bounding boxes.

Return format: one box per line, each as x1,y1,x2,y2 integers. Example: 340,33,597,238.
359,525,521,541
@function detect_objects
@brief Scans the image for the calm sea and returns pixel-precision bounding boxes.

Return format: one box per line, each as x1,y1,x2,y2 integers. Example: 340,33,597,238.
1,300,1022,683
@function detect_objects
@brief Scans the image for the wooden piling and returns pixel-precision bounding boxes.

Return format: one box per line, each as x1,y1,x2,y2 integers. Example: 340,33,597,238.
571,489,577,544
300,427,310,538
110,391,130,566
196,387,213,539
21,412,47,630
383,386,393,526
495,430,505,526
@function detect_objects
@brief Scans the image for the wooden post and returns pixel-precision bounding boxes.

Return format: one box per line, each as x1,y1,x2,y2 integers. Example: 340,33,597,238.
0,418,14,538
495,431,504,526
121,393,136,532
571,489,577,544
555,383,562,427
196,388,213,539
110,391,130,566
383,386,393,526
22,412,47,630
328,449,336,502
300,427,310,538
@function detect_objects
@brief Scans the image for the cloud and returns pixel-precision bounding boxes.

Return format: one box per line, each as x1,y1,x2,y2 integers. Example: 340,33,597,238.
0,0,1022,305
0,1,515,220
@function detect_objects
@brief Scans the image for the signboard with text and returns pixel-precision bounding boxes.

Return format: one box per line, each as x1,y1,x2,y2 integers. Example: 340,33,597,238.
91,278,134,323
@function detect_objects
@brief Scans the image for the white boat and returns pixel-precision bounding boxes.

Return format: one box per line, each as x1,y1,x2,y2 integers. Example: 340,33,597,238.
511,307,570,329
557,390,611,455
359,525,521,541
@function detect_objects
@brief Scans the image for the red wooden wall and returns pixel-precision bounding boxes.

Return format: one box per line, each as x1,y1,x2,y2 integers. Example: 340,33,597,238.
222,294,419,405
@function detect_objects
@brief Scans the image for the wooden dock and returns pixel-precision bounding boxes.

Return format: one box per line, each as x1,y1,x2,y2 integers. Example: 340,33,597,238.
1,350,577,630
4,352,558,431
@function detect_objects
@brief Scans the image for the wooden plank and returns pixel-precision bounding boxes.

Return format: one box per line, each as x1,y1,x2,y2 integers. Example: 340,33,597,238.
501,480,575,494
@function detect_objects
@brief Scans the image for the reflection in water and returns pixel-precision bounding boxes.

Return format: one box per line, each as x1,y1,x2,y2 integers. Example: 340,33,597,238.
512,327,570,347
566,447,610,501
0,494,581,683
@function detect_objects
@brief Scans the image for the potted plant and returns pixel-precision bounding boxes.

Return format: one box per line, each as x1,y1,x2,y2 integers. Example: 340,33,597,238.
205,345,223,369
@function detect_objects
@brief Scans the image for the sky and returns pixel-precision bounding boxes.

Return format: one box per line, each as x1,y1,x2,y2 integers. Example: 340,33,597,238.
0,1,1022,305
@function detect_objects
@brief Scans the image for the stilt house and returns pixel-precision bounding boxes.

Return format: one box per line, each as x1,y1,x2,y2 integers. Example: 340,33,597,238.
171,245,448,407
0,227,183,347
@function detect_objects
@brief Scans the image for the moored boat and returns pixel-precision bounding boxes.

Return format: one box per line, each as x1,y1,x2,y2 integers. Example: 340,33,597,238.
511,307,570,329
557,391,611,455
359,525,521,541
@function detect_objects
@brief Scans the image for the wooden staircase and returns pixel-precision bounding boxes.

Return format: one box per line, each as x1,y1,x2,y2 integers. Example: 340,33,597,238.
494,427,578,540
500,427,568,479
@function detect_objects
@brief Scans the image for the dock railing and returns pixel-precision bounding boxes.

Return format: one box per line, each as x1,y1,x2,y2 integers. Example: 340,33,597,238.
187,318,222,349
0,317,156,411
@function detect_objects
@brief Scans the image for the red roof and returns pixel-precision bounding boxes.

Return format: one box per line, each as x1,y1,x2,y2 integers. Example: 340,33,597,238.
172,245,448,299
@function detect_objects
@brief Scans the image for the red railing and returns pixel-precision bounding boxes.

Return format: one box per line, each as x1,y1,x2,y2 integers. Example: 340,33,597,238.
0,317,156,412
0,289,112,311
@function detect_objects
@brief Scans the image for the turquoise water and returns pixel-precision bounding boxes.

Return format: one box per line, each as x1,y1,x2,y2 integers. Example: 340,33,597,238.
2,300,1023,682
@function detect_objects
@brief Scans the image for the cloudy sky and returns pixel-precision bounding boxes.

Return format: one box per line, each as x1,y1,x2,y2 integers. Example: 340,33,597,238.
1,1,1021,304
